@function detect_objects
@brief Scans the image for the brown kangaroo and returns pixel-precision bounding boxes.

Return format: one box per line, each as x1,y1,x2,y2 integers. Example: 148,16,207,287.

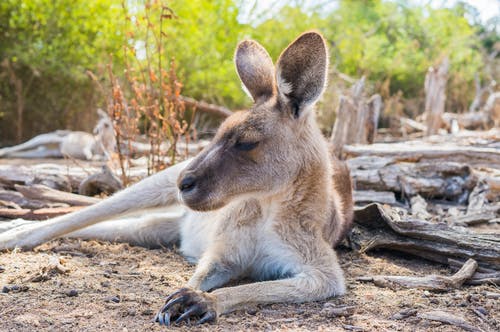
0,31,353,326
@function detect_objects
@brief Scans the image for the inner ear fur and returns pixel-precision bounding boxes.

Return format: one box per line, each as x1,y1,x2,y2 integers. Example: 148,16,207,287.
235,40,275,103
276,31,328,114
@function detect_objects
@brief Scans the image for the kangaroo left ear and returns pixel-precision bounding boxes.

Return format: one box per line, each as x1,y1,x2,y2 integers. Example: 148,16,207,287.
276,31,328,118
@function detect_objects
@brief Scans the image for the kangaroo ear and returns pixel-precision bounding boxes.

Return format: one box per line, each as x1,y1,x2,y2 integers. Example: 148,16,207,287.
97,108,108,119
276,31,328,117
235,40,275,103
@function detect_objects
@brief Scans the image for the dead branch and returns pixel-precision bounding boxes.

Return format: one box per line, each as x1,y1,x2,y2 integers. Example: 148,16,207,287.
15,184,100,206
0,206,84,220
179,95,232,118
417,310,482,332
357,259,477,291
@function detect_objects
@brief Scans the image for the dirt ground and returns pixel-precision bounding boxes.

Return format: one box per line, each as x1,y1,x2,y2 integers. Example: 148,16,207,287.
0,239,498,332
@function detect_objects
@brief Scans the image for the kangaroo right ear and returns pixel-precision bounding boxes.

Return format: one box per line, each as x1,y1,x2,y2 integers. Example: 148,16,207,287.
235,40,275,103
276,31,328,118
97,108,108,119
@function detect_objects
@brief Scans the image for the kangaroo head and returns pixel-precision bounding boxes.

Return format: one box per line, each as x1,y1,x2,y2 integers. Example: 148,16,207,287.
93,108,116,153
178,31,329,211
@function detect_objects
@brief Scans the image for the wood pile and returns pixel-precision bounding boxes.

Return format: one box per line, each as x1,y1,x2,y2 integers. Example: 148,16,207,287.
338,128,500,288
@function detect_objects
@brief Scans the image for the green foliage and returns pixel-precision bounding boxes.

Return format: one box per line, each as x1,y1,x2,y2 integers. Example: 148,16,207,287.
0,0,124,142
0,0,496,144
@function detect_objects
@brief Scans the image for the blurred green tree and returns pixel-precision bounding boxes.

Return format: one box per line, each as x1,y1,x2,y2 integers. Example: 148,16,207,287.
0,0,124,142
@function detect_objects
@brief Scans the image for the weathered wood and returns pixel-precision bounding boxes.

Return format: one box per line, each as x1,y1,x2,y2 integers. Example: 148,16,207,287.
347,157,476,201
0,189,48,210
400,117,427,133
15,184,100,206
344,142,500,168
448,212,498,226
320,304,356,318
424,58,449,136
0,206,84,220
365,94,382,144
357,259,477,291
442,111,489,130
484,91,500,127
330,77,382,157
179,95,232,118
351,204,500,273
353,190,396,205
417,310,481,332
330,96,353,157
78,165,123,196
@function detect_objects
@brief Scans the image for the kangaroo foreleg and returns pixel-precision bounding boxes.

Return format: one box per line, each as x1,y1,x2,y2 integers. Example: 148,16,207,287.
0,159,191,250
156,258,345,325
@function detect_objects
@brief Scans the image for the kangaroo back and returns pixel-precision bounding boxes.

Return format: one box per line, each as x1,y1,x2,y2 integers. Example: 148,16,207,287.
324,155,354,247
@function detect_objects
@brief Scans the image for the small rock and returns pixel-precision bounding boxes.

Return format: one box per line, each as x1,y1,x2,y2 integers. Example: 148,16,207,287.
66,289,79,297
423,291,431,297
429,298,439,304
2,286,10,293
468,294,480,302
105,295,121,303
0,266,5,273
391,308,417,320
141,308,154,316
8,285,29,293
484,292,500,300
475,307,488,315
246,308,258,315
101,281,111,288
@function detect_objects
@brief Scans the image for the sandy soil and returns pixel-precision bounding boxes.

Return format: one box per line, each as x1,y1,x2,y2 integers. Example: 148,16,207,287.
0,239,498,332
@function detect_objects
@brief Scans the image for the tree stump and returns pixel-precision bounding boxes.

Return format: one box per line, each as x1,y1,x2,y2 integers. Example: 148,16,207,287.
424,58,449,136
330,77,383,157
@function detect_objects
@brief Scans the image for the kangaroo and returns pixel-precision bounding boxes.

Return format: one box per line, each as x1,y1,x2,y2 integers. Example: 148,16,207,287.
0,31,353,326
0,109,116,160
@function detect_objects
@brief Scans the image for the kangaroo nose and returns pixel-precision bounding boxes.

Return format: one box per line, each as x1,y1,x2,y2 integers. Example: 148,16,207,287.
179,176,196,192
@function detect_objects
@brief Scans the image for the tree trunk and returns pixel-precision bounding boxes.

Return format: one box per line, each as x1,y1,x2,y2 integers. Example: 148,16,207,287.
330,77,382,157
424,58,449,136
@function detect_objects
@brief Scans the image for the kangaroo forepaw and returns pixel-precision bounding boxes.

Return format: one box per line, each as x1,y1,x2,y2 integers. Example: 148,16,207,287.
154,287,217,326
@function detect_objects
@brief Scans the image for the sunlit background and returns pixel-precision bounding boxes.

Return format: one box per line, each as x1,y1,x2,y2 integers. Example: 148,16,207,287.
0,0,498,144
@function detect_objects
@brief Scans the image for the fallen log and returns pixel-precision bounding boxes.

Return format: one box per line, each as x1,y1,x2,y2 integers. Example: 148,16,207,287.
344,142,500,168
0,189,49,210
15,184,100,206
347,157,476,201
350,204,500,273
0,206,84,220
357,259,477,291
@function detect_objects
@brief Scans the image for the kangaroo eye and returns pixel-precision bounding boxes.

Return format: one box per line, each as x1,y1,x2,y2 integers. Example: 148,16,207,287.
234,141,259,151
